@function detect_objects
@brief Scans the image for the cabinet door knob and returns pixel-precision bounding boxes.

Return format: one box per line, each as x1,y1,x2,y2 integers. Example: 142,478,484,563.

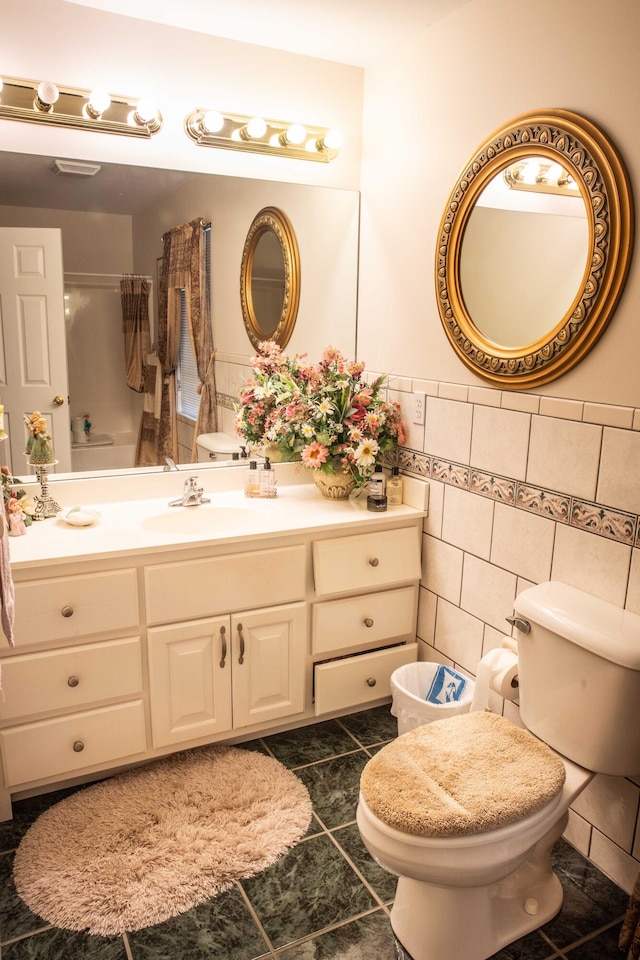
366,677,377,687
219,624,227,668
72,740,85,752
363,617,374,628
67,675,80,687
369,557,379,567
61,606,74,618
237,623,245,665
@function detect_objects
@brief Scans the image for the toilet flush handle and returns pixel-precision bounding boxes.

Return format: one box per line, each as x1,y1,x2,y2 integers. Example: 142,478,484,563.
506,616,531,634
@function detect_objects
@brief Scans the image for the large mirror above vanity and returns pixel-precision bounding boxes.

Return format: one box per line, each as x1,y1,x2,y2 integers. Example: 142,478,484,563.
435,109,634,387
0,151,360,477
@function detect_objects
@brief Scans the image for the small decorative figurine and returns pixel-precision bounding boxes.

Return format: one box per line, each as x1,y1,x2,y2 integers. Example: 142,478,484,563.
24,411,56,465
83,415,92,440
6,497,27,536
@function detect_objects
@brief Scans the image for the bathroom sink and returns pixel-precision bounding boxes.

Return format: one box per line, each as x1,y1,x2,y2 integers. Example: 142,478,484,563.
140,505,262,535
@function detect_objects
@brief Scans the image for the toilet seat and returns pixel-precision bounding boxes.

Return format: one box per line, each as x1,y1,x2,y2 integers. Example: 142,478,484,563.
360,711,566,838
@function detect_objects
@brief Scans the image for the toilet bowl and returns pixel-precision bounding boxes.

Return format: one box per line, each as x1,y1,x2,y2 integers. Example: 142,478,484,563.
356,582,640,960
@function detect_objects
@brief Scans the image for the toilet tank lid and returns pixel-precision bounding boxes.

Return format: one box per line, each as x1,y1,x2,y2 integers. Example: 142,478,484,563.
196,432,242,454
515,581,640,670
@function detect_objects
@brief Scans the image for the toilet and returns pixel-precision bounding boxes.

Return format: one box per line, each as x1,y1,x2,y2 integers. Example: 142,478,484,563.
356,581,640,960
195,432,243,462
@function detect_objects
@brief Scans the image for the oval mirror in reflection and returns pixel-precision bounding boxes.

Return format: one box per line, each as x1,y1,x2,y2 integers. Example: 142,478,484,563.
459,159,590,348
240,206,300,349
435,109,634,387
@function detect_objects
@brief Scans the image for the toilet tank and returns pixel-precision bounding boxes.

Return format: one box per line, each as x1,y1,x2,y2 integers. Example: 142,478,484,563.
514,581,640,777
196,432,242,462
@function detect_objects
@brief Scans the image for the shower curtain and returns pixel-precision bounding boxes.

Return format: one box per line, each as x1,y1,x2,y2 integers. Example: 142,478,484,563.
120,275,151,392
620,872,640,959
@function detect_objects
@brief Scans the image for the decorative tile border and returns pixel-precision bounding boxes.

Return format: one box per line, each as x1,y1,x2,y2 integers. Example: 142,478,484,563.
217,392,238,412
400,447,639,547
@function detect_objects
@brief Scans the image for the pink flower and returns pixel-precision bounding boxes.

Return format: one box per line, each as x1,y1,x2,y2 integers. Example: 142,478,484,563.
301,441,329,468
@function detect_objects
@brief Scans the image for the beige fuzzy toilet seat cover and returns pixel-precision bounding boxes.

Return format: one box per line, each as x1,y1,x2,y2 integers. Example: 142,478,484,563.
360,712,566,837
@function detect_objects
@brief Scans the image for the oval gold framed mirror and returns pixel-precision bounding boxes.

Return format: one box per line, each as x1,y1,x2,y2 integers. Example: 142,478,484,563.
435,109,634,388
240,206,301,349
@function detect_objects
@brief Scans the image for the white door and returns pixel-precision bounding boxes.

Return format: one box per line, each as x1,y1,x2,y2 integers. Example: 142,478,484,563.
0,227,71,474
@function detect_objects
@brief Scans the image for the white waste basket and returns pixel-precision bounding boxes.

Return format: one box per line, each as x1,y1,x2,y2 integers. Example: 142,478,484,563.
391,662,474,735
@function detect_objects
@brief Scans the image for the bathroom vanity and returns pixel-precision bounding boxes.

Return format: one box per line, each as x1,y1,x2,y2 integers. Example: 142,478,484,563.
0,466,427,820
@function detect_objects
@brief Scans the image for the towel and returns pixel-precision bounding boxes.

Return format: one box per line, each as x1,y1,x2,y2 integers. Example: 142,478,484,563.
143,353,163,421
0,513,15,646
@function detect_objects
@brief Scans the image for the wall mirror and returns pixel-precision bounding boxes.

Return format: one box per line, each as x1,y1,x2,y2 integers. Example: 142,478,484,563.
435,109,634,388
240,206,300,349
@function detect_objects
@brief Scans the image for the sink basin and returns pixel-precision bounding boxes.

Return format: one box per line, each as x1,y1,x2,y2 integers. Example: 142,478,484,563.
141,505,262,535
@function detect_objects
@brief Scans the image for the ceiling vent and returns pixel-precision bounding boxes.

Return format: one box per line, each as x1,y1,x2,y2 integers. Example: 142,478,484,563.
50,159,102,177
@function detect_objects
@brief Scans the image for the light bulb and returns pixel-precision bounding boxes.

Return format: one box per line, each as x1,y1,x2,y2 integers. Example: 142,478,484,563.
86,87,111,119
133,97,158,125
35,80,60,111
285,123,306,145
246,116,266,139
201,110,224,134
322,128,343,151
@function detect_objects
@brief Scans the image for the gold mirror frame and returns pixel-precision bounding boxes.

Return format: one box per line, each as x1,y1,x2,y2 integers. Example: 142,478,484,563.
240,206,301,349
435,109,634,388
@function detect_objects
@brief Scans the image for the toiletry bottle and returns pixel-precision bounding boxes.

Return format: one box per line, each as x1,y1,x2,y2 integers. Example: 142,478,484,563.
245,460,260,498
387,466,404,506
369,464,386,498
259,457,277,498
367,492,387,512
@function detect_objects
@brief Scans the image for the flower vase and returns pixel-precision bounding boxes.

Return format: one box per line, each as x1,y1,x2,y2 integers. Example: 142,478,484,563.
311,468,356,500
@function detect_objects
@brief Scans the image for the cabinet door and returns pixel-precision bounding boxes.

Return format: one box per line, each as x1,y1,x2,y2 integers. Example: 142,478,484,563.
148,617,232,748
231,603,306,729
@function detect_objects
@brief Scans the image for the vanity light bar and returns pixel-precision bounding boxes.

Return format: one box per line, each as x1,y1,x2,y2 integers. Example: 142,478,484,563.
0,76,162,138
503,159,580,197
184,108,342,163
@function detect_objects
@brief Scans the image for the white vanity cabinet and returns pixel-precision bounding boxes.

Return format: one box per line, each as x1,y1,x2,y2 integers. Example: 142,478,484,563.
312,526,422,714
144,545,307,749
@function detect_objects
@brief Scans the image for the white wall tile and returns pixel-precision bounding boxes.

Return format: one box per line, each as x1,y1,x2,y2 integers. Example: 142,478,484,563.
564,809,591,857
597,427,640,514
417,586,437,645
468,386,501,407
589,829,639,894
412,378,439,396
214,360,230,395
583,402,634,429
490,503,555,584
442,485,494,560
422,534,463,605
433,598,484,674
626,549,640,615
424,397,472,464
571,774,639,851
460,554,517,632
527,416,602,501
539,397,584,420
551,524,631,607
470,406,530,480
438,382,468,402
501,393,540,414
423,477,444,538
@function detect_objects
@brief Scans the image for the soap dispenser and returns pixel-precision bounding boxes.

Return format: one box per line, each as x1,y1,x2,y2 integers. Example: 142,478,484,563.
245,460,260,498
259,457,277,498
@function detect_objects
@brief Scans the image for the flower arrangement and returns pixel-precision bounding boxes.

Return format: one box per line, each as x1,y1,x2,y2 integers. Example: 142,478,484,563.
235,341,405,489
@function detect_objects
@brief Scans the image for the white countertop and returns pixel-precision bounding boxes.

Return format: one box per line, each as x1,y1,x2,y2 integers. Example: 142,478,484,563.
8,467,428,570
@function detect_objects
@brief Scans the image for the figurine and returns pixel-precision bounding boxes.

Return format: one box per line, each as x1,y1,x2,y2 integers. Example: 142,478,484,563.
24,411,55,465
83,415,92,440
6,496,27,536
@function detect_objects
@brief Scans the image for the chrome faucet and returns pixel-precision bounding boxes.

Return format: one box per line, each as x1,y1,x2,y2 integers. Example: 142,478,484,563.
169,475,211,507
163,457,178,471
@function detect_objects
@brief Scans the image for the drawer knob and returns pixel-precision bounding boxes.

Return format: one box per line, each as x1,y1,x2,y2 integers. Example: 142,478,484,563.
364,617,374,628
72,740,85,753
369,557,379,567
67,676,80,688
366,677,377,687
61,606,74,618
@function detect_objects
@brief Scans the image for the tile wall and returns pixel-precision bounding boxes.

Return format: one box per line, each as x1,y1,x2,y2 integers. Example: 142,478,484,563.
215,353,640,895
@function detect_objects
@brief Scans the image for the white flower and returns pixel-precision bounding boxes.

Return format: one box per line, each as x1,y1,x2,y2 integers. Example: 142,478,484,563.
318,398,333,416
252,385,269,400
348,425,364,443
354,438,379,467
301,423,315,438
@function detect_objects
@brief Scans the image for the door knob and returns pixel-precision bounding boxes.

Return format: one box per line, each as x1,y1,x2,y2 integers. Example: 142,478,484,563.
53,395,65,406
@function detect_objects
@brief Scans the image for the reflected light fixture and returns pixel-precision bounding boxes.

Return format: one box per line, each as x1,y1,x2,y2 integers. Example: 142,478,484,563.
185,108,342,162
0,75,162,138
504,158,580,196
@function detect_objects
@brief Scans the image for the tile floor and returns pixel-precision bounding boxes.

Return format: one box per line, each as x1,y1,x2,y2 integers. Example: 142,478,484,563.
0,704,631,959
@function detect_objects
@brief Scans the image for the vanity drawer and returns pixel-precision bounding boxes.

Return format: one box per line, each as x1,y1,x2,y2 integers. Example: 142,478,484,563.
0,637,143,722
313,526,421,597
312,585,417,656
145,545,306,625
314,642,418,715
13,569,139,646
0,700,146,787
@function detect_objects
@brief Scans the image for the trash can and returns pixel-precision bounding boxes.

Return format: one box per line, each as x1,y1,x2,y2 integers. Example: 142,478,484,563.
391,662,474,735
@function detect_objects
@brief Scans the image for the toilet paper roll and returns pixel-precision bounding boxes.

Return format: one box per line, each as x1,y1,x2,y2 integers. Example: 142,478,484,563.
471,646,520,711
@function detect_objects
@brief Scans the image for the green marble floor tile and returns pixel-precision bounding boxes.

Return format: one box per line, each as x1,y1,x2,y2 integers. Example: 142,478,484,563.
564,920,624,958
0,785,85,854
262,720,361,767
337,704,398,746
241,833,377,949
277,909,397,959
126,884,270,960
331,823,397,903
294,752,368,829
0,853,50,943
1,929,128,959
